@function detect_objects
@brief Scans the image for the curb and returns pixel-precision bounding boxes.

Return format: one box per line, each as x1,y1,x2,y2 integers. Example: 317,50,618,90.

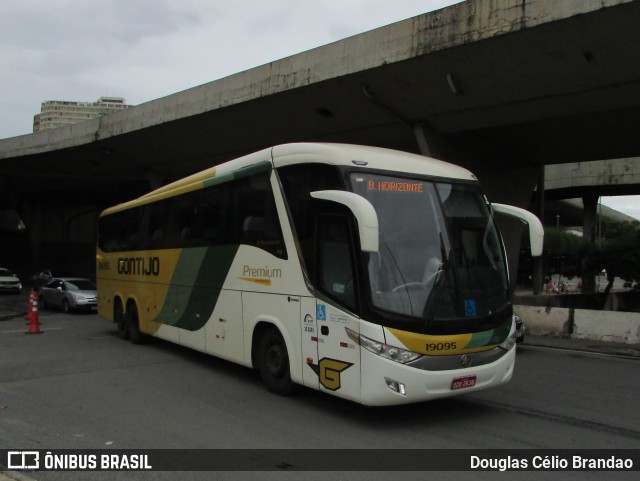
522,335,640,358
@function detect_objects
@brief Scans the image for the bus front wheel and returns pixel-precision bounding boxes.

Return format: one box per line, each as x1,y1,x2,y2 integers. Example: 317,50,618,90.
258,328,296,395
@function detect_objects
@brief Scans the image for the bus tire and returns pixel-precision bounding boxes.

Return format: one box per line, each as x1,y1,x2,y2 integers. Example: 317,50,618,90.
258,327,296,395
115,299,128,339
127,302,145,345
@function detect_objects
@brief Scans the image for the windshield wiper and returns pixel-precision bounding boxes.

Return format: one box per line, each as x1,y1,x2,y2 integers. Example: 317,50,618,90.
421,232,458,321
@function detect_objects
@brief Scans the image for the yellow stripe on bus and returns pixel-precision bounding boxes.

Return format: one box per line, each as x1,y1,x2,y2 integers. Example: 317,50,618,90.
386,327,495,356
237,277,272,286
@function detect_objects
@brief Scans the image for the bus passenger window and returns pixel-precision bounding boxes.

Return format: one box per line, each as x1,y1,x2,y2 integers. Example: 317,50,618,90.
317,217,357,312
98,207,141,252
236,173,287,259
200,188,225,244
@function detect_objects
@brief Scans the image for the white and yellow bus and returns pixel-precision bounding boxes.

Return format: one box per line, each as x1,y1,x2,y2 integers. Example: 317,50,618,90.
97,143,542,406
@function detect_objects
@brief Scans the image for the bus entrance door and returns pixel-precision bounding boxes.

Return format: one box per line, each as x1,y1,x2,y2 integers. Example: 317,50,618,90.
300,297,319,389
314,302,360,400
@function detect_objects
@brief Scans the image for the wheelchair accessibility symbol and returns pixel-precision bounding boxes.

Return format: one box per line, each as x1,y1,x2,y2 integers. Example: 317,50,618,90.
464,300,477,317
317,304,326,321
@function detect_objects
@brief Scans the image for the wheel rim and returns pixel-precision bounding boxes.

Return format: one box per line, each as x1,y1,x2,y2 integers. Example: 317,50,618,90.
265,344,286,378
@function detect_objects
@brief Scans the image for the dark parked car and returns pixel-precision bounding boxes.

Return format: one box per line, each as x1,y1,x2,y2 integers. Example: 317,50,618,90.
0,267,22,293
30,269,74,289
38,278,97,313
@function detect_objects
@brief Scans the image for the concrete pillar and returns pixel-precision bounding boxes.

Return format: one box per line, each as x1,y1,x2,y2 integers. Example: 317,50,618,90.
19,199,99,280
414,122,445,159
470,160,541,293
581,194,599,293
411,125,541,293
19,200,44,274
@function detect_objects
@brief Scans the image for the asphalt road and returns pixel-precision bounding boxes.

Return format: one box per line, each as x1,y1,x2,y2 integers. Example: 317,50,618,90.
1,306,639,481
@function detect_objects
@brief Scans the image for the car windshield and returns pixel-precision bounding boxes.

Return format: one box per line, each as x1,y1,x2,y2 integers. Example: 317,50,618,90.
0,269,12,276
350,173,509,324
66,280,96,291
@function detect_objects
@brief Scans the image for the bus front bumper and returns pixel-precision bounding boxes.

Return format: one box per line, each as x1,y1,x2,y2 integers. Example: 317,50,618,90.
359,344,516,406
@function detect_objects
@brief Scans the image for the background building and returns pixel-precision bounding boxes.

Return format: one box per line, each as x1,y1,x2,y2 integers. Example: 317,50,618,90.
33,96,131,132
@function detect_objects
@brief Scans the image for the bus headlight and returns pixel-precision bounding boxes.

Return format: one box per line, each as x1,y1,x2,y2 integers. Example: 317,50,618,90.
346,328,422,364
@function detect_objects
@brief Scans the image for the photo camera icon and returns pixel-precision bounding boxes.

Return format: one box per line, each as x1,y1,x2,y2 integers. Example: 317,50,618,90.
8,451,40,470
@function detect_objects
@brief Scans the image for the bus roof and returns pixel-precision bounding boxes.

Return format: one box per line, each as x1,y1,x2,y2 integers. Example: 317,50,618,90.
101,143,477,216
271,143,476,181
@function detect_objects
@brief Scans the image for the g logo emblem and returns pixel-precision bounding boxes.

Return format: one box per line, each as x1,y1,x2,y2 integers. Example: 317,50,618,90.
307,358,353,391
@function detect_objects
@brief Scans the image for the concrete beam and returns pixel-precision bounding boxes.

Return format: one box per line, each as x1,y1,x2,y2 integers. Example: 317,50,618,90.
0,0,638,285
545,158,640,198
0,0,635,161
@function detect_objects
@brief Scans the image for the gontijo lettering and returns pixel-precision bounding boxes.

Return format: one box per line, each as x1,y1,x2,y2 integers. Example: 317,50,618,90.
117,257,160,276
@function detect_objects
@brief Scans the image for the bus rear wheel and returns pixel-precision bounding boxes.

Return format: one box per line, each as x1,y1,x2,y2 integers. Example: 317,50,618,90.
115,300,128,339
258,328,296,395
126,303,145,345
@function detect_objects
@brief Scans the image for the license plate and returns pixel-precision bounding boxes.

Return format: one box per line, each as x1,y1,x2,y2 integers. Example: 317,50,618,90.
451,375,477,390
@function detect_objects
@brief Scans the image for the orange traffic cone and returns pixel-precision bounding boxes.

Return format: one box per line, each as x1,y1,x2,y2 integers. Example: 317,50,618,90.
26,288,42,334
25,291,32,320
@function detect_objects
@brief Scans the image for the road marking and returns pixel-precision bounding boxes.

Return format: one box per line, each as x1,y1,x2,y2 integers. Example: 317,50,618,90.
0,327,63,334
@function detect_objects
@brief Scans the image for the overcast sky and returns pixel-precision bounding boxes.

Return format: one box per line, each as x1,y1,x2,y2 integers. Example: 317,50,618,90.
0,0,637,219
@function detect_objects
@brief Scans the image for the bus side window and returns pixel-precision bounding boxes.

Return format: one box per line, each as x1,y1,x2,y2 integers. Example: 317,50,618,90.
200,187,225,244
316,215,357,312
236,173,287,259
277,163,345,281
98,207,141,252
146,201,168,249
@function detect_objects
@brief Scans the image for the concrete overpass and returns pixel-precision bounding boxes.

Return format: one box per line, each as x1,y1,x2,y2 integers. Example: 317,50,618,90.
1,0,639,279
533,157,640,227
545,158,640,200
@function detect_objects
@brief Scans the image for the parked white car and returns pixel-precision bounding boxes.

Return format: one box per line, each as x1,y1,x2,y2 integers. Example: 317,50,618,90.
0,267,22,293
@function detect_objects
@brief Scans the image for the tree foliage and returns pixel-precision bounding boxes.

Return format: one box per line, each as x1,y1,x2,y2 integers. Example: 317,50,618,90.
542,220,640,294
591,219,640,295
543,227,589,279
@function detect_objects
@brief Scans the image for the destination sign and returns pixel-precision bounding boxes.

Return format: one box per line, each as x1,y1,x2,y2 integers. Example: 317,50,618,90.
366,180,424,193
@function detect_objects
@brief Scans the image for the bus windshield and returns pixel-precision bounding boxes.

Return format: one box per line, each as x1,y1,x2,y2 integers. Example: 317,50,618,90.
350,173,510,326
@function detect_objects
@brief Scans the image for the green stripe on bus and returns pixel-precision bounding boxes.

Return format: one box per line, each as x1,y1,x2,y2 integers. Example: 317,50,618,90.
202,160,272,188
465,319,511,349
155,245,240,331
